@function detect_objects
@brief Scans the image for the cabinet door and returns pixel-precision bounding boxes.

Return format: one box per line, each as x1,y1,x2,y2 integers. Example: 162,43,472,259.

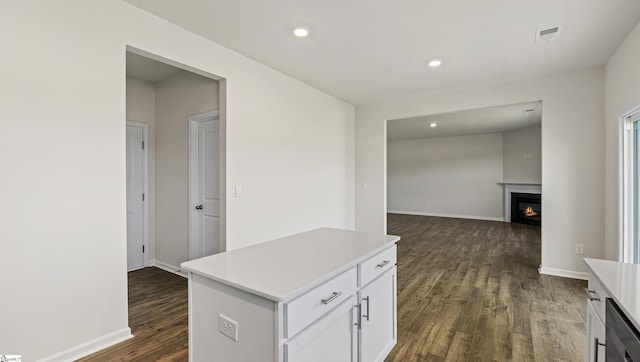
285,296,357,362
359,266,397,362
586,301,606,362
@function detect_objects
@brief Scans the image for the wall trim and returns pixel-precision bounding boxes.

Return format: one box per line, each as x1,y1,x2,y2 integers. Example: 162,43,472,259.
39,328,132,362
539,266,588,280
387,210,505,222
151,259,188,278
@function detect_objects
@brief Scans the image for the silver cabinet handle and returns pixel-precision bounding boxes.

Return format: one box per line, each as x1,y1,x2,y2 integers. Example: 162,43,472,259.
362,296,370,321
585,288,600,301
594,337,605,362
376,260,390,268
321,291,342,305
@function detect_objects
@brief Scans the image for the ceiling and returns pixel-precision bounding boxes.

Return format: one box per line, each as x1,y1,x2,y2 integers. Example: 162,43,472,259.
126,52,184,82
124,0,640,105
387,101,541,141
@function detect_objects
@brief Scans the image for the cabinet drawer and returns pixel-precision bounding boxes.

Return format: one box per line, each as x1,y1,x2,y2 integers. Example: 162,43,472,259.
284,267,357,338
359,246,397,287
587,273,609,322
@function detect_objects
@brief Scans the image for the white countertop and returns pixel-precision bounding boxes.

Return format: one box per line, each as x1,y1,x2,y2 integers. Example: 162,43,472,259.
584,258,640,331
181,228,400,302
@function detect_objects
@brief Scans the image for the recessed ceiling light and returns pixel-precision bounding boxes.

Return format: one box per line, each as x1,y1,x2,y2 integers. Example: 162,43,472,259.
429,122,438,128
293,27,309,37
428,59,443,68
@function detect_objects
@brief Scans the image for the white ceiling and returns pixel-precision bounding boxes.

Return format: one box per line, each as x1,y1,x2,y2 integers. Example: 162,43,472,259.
387,101,542,141
126,52,184,82
124,0,640,105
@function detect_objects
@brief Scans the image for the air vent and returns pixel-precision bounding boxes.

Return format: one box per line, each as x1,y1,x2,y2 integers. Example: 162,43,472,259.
535,26,563,43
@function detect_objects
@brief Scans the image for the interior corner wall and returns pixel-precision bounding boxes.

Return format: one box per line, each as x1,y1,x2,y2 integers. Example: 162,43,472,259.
387,133,504,220
605,21,640,260
355,66,605,277
503,125,542,182
126,76,157,262
154,71,219,270
0,1,355,360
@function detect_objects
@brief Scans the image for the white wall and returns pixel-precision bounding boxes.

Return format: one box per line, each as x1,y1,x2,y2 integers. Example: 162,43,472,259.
155,71,218,269
126,76,157,262
605,22,640,260
503,125,542,182
356,67,605,278
0,1,354,360
387,133,504,220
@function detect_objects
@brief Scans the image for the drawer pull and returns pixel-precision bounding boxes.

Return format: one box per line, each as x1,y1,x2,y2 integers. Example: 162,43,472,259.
321,291,342,305
585,288,601,301
376,260,391,268
594,337,605,362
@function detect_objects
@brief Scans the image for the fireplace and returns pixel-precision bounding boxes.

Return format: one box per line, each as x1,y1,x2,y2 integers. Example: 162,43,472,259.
510,192,541,226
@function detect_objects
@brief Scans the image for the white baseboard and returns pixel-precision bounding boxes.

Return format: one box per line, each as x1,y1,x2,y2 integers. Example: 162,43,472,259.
387,210,505,222
151,259,188,278
39,327,132,362
539,266,588,280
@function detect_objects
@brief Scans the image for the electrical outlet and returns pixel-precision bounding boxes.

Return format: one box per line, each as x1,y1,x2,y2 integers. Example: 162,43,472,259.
218,314,238,342
575,244,584,255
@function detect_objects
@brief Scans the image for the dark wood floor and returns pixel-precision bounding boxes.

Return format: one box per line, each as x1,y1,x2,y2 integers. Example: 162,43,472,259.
386,214,587,362
78,268,188,361
80,215,587,361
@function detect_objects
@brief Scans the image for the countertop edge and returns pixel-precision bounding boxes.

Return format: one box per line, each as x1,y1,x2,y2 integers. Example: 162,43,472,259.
182,233,400,302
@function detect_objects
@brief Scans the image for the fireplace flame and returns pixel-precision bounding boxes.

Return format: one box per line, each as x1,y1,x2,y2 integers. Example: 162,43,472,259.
523,206,538,217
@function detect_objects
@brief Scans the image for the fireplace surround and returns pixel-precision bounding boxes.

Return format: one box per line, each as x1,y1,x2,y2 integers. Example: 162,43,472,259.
499,182,541,225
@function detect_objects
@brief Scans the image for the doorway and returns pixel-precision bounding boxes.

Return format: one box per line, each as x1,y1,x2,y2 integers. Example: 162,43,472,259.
385,101,542,223
125,46,227,275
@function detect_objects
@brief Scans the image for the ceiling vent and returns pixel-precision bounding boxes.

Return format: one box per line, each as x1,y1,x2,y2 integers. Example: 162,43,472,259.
535,26,563,43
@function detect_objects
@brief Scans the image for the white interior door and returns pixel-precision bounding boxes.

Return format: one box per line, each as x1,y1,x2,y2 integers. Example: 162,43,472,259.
190,112,220,260
126,124,146,271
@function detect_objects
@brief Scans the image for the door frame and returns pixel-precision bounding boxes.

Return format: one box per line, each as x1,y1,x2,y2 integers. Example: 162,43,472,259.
188,110,221,260
126,120,149,270
619,104,640,263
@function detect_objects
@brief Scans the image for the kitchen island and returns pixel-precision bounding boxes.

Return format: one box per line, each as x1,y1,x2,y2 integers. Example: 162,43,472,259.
181,228,400,362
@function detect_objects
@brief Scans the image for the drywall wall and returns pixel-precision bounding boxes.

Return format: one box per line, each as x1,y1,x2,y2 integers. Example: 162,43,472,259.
503,125,542,182
605,21,640,260
387,133,504,220
155,71,218,269
126,76,157,262
0,1,354,360
356,67,605,278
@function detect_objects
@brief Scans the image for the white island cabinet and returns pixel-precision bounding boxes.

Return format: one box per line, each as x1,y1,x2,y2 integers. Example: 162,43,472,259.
584,258,640,362
181,228,400,362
